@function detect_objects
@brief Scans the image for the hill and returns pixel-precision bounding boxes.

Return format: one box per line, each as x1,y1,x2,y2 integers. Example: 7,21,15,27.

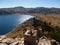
33,14,60,27
6,17,60,42
0,7,60,14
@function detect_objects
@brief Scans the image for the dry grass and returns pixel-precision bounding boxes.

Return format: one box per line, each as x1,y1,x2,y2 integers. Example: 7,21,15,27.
6,25,24,38
33,13,60,27
6,14,60,38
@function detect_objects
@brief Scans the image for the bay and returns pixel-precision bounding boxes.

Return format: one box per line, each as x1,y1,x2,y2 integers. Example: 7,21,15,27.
0,14,34,34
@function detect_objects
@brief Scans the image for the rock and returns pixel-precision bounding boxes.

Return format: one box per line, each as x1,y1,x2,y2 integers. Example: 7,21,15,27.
15,38,21,41
0,35,6,41
32,30,37,36
0,43,7,45
10,41,24,45
10,41,19,45
24,30,31,36
21,37,24,41
51,39,56,42
2,38,15,44
38,36,51,45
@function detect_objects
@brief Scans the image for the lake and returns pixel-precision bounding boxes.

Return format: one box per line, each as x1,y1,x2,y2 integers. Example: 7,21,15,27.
0,14,34,35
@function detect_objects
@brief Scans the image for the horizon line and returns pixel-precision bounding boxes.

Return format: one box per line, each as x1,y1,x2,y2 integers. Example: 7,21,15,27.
0,6,60,9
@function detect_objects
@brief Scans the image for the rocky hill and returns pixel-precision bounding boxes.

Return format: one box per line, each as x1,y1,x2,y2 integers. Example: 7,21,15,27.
5,17,60,43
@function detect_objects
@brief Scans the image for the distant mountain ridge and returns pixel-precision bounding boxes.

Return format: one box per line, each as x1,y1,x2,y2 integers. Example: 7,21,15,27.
0,7,60,14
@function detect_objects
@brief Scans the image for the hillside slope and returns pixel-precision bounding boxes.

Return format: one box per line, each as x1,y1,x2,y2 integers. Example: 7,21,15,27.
0,7,60,14
6,16,60,42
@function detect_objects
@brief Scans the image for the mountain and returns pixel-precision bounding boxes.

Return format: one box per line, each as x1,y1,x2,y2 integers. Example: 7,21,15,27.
0,7,60,14
28,7,60,14
0,7,27,14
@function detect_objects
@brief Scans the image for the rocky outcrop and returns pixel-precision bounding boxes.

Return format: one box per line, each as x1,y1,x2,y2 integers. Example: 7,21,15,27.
0,35,24,45
38,36,60,45
0,34,60,45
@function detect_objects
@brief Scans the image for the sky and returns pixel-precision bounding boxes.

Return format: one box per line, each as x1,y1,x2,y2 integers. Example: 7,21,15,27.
0,0,60,8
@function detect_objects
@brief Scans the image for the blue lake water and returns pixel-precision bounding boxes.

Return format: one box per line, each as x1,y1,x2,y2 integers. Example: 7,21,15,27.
0,14,34,35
